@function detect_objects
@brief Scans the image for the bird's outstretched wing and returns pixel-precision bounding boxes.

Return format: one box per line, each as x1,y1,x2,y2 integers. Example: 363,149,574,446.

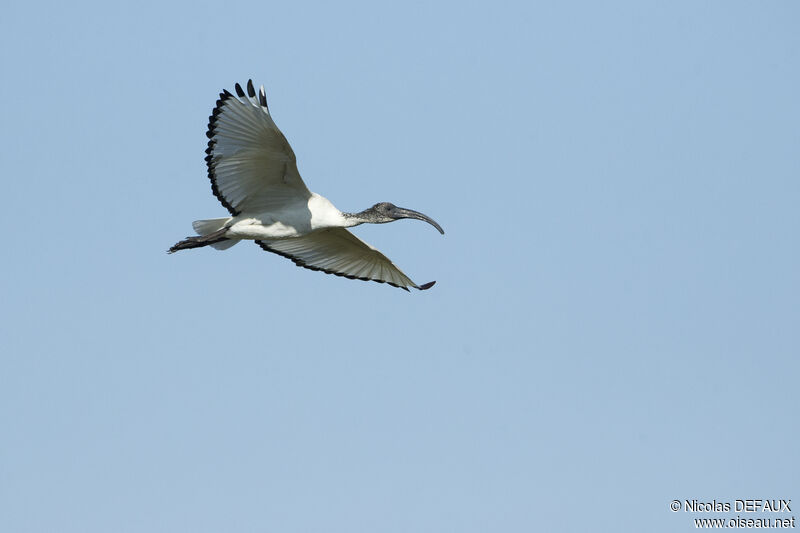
205,80,311,216
256,229,436,291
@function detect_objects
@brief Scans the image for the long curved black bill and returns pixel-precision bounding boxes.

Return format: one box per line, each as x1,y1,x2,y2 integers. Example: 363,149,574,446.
392,207,445,234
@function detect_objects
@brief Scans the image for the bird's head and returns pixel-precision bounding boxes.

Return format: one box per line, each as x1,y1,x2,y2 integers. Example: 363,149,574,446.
365,202,445,234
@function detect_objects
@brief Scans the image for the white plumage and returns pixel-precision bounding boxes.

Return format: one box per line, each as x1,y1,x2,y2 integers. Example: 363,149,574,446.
169,80,444,291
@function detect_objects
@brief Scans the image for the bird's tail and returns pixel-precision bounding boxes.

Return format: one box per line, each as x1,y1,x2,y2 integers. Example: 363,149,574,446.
168,217,238,253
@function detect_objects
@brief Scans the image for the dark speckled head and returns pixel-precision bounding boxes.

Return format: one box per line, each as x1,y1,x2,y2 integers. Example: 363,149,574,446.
360,202,445,234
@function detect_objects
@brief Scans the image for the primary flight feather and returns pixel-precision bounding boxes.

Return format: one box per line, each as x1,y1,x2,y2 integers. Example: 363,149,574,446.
169,80,444,291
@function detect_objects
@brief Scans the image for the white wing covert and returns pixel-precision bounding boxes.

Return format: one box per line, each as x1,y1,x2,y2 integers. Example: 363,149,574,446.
205,80,311,215
256,229,435,291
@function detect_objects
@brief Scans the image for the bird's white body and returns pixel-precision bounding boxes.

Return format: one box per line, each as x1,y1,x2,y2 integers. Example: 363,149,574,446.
170,80,442,291
223,193,351,240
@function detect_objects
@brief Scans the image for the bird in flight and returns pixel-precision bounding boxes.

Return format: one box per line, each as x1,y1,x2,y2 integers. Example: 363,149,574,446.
169,80,444,291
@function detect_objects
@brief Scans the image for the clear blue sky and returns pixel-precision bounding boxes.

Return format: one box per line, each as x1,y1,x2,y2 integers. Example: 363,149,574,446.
1,1,798,531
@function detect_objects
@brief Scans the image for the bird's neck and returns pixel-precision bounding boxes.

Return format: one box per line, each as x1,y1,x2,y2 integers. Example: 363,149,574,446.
341,211,370,227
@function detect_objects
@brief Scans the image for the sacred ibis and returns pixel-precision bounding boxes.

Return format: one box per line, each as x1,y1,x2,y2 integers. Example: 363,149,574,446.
169,80,444,291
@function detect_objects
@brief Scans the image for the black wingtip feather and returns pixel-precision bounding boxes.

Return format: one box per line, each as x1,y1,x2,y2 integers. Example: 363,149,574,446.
418,281,436,290
258,86,268,108
235,83,245,97
247,79,256,97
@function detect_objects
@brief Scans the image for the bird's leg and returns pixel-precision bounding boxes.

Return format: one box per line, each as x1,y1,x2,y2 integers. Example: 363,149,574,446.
168,228,229,254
